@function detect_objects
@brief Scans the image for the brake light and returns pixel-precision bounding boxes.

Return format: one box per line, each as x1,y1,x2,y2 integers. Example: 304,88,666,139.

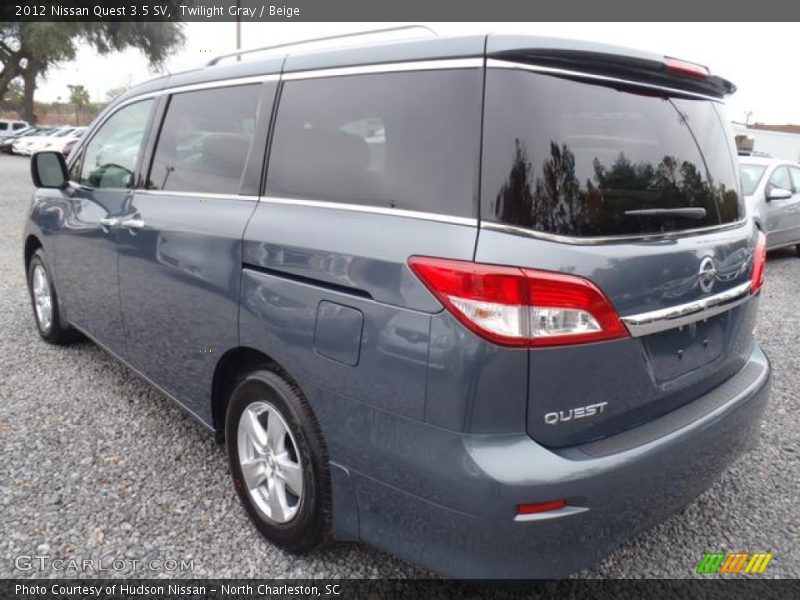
517,499,567,515
664,57,710,79
408,257,628,348
751,231,767,294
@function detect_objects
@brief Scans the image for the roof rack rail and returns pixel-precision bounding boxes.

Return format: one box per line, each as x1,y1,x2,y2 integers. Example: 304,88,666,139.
206,25,438,67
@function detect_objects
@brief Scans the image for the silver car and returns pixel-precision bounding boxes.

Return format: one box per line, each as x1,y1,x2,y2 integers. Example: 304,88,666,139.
740,156,800,254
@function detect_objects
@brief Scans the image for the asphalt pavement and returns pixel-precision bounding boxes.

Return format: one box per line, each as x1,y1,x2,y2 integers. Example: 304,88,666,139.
0,155,796,581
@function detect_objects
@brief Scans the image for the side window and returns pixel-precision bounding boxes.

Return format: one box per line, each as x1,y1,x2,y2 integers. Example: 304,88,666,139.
790,167,800,194
266,70,482,217
12,122,26,130
768,166,791,191
148,85,261,195
0,123,7,132
79,99,153,189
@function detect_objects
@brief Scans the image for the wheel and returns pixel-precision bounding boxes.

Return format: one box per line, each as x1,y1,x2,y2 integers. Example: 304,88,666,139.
225,369,331,554
26,249,78,345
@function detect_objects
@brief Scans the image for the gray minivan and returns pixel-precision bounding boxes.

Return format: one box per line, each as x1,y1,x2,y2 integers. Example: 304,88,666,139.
23,33,770,579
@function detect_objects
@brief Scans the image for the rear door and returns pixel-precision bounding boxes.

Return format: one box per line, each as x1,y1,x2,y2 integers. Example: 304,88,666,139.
477,61,757,447
787,166,800,243
763,166,795,247
116,81,275,422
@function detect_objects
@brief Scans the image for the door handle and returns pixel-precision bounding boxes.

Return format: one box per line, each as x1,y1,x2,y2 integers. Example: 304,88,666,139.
119,218,145,231
99,217,119,229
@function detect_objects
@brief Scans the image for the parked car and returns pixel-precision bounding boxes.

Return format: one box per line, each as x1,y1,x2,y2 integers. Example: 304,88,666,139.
34,127,87,157
12,126,77,155
740,156,800,255
23,33,770,579
0,126,53,153
0,118,29,135
0,124,33,142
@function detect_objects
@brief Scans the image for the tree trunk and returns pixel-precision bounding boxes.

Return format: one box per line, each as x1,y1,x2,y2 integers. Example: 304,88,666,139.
20,59,41,124
0,56,22,105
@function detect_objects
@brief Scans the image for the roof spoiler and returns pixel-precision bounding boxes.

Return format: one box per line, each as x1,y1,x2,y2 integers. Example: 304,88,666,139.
487,48,736,98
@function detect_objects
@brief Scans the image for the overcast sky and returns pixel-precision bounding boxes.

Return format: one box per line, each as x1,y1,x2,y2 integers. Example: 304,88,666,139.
38,22,796,125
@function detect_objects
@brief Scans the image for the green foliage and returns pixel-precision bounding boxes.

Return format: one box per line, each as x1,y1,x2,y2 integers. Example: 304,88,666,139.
0,21,184,121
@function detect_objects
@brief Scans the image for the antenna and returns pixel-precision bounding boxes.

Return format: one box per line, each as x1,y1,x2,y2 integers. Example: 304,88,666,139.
206,25,437,67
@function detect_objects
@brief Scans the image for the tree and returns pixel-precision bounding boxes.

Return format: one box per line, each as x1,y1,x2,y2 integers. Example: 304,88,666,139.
68,84,90,125
105,85,130,103
0,78,22,112
0,21,184,123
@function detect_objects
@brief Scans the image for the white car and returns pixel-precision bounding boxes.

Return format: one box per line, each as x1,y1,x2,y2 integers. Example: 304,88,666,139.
739,156,800,254
12,126,78,155
35,127,87,156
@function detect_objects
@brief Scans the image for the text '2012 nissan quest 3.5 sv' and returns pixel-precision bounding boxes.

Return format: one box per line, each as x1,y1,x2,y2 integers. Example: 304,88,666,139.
24,30,770,579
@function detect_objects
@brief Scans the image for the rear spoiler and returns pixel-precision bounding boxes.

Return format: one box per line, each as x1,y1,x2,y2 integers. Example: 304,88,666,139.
486,48,736,98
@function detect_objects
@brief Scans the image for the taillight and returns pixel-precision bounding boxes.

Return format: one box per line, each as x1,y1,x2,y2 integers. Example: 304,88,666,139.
408,257,628,348
751,231,767,294
62,139,78,157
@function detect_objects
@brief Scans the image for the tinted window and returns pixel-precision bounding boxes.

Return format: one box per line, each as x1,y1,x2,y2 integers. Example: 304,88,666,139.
0,123,8,131
12,122,26,130
148,85,260,195
267,70,482,217
79,99,153,189
482,70,743,237
740,164,766,196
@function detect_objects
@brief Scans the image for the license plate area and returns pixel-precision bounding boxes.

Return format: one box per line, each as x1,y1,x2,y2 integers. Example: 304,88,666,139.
643,313,727,382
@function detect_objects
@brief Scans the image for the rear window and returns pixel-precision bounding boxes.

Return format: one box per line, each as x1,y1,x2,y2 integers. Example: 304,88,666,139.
266,70,482,218
482,70,743,237
740,164,766,196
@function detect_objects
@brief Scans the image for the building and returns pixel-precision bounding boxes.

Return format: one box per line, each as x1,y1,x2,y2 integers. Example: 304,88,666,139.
732,122,800,162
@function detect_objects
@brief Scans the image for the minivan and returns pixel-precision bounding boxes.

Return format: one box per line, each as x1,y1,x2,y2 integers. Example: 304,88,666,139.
24,31,770,579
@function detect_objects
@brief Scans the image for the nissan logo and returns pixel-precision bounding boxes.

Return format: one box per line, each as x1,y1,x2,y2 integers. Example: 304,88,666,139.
698,256,717,293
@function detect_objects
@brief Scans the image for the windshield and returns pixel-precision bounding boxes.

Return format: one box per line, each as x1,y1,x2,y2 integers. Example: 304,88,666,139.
482,71,743,237
739,164,767,196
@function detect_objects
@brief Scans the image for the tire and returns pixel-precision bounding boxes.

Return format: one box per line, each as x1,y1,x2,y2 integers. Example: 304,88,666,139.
26,249,78,345
225,369,332,554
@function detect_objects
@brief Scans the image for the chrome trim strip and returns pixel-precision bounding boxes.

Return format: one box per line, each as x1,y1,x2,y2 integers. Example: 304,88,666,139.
514,506,589,522
165,74,279,95
621,281,752,337
260,196,478,227
486,58,723,103
481,219,748,246
282,58,484,80
135,189,259,201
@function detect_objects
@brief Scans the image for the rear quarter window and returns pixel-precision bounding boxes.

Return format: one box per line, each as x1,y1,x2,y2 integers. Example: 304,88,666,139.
266,69,483,218
481,69,743,237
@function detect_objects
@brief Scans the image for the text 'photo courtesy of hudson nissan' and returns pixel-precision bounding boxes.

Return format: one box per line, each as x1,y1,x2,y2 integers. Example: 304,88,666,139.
19,27,773,581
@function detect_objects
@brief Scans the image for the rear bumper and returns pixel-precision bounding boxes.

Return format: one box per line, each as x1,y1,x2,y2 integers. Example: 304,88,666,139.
345,343,770,579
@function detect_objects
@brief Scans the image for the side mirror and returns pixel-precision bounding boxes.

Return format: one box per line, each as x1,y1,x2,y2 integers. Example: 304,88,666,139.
31,151,68,189
766,186,792,202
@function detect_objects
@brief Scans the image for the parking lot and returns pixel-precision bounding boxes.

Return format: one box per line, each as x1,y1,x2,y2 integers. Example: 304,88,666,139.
0,153,797,580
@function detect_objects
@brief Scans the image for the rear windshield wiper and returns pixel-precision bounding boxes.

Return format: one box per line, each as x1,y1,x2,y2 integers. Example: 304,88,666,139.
624,207,707,220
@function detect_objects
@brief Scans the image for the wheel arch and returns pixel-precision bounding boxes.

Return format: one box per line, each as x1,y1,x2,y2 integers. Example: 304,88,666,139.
210,346,304,442
24,234,43,269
